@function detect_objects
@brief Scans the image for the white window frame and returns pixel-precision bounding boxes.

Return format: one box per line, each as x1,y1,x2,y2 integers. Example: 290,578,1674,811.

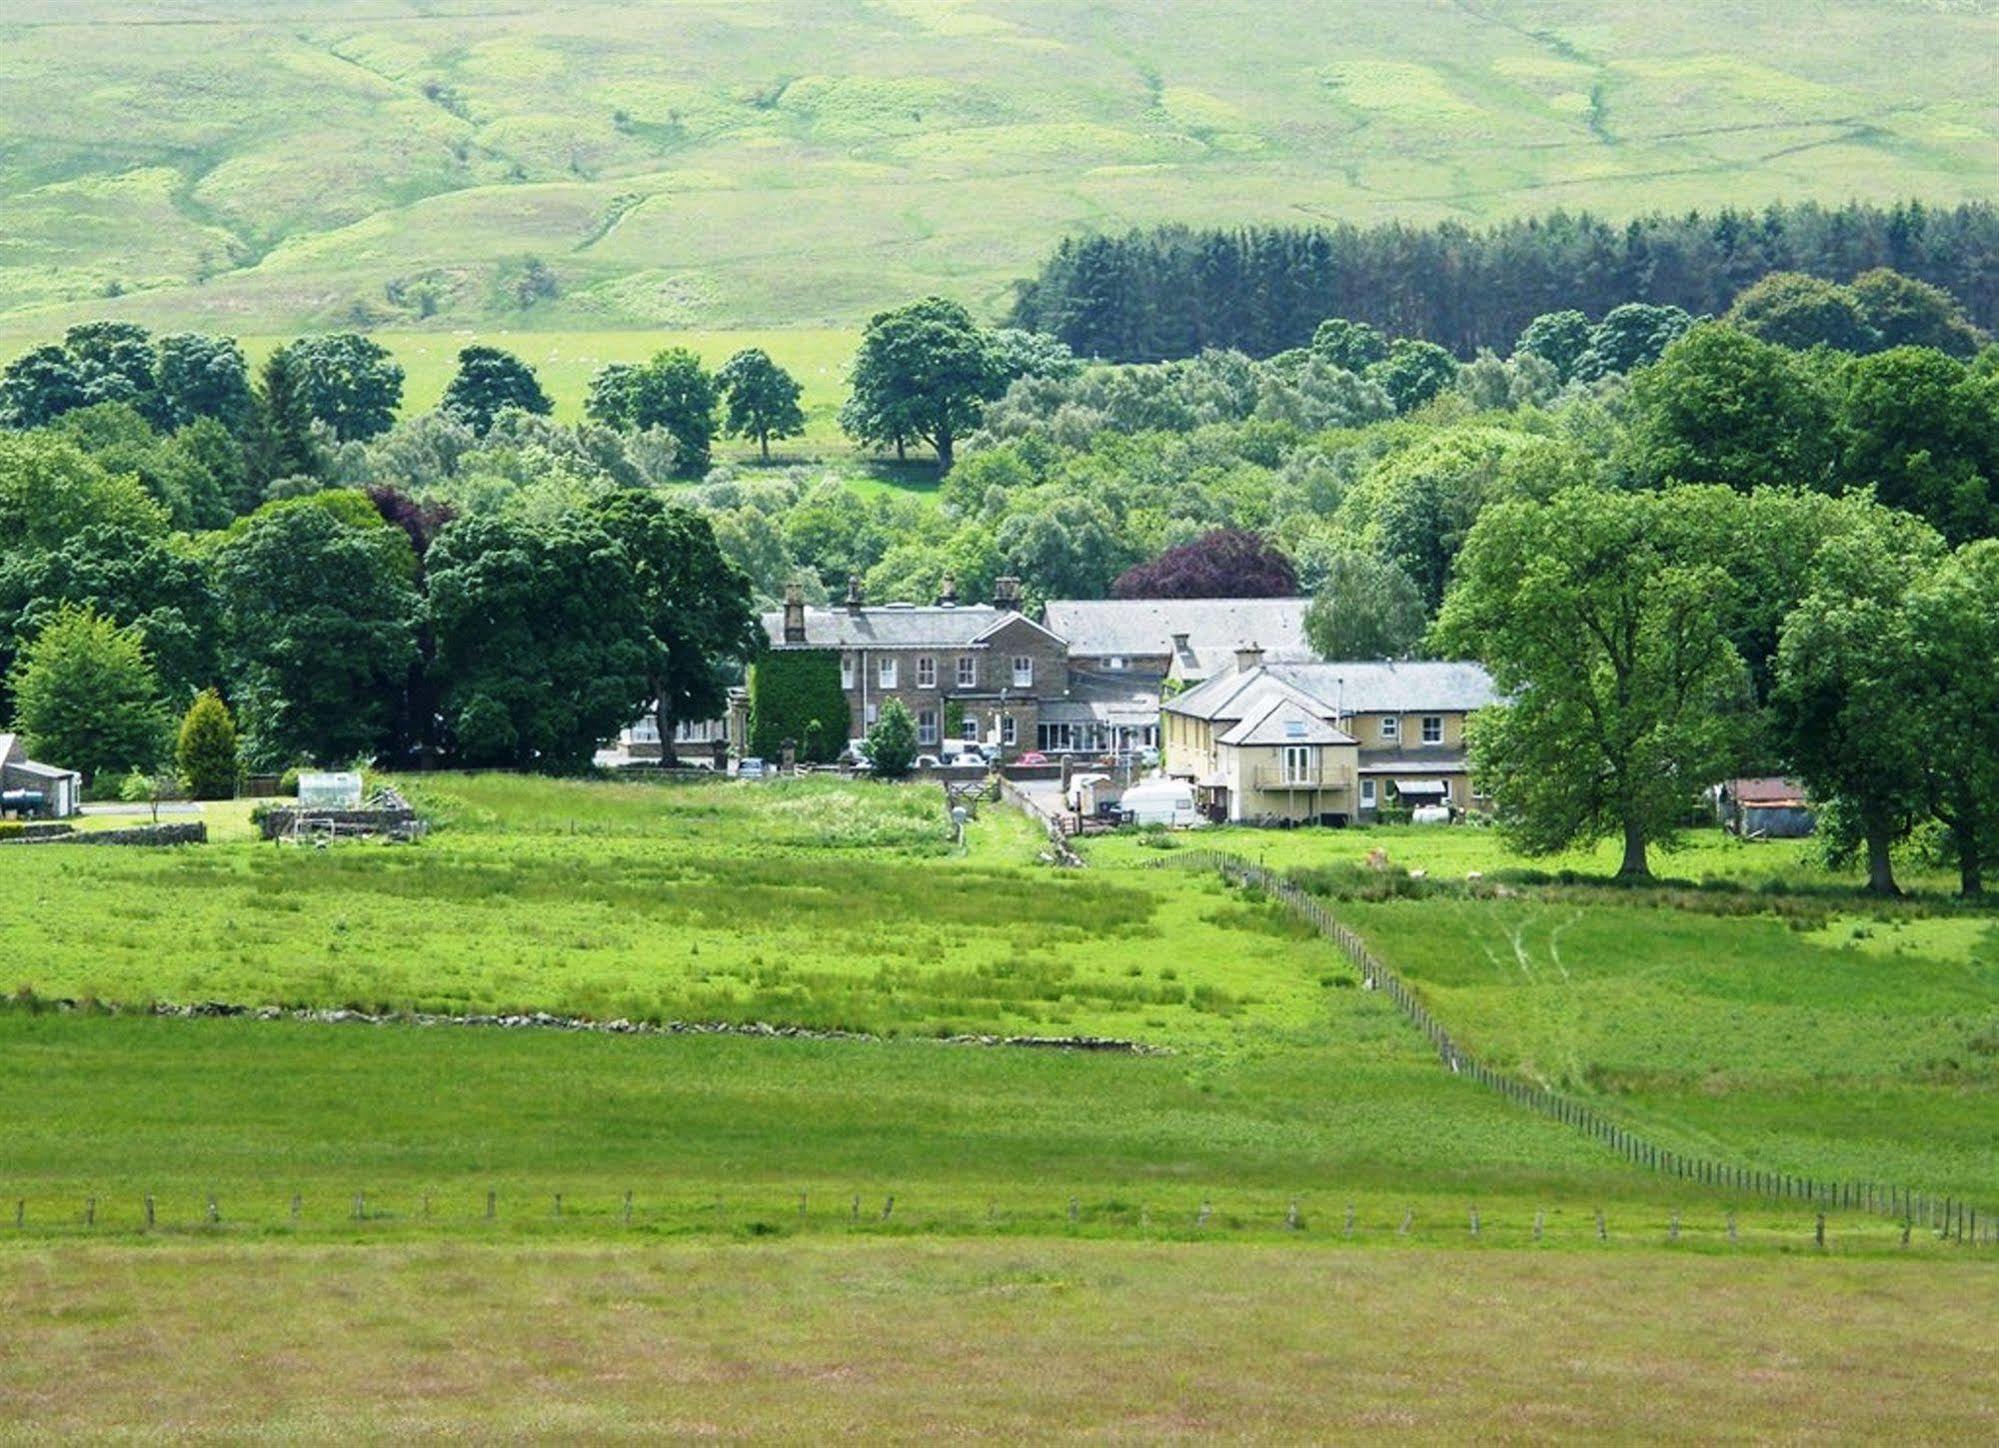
1002,714,1017,747
961,716,980,743
1282,745,1314,784
1361,778,1377,808
956,655,977,688
1421,715,1444,745
1107,656,1127,671
917,711,939,746
878,656,898,690
1012,655,1034,688
1379,715,1400,743
840,654,855,690
916,656,936,689
865,703,878,726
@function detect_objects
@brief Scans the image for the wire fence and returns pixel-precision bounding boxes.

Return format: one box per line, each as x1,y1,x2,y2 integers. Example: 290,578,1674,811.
1167,848,1995,1237
5,1187,1993,1251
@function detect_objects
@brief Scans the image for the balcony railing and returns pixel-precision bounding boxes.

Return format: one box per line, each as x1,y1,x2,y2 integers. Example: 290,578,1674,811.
1251,767,1354,792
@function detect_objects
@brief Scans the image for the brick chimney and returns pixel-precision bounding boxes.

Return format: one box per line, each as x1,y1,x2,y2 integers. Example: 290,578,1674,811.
937,572,958,607
993,576,1021,612
1233,641,1264,674
782,582,806,644
845,574,864,615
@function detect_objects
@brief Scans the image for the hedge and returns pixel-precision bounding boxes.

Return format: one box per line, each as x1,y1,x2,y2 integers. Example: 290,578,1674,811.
746,650,849,763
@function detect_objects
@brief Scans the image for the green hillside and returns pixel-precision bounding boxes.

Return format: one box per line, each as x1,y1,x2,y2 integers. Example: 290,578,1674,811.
2,0,1996,335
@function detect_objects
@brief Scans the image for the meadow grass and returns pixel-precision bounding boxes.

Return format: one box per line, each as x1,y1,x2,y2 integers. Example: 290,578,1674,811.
2,1239,1995,1438
2,776,1350,1042
2,2,1995,334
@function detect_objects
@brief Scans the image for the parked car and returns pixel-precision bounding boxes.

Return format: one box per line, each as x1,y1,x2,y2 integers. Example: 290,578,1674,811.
914,754,944,771
736,757,766,780
1014,751,1049,766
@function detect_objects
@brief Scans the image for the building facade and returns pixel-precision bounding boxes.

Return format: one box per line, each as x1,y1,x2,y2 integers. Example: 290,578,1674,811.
763,577,1071,754
1162,654,1498,824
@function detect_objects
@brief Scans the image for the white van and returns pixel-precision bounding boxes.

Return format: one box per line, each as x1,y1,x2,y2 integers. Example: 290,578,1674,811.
1121,779,1201,828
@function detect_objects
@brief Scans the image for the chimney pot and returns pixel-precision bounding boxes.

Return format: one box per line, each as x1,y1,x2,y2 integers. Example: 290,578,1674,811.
993,575,1021,612
782,582,806,644
845,574,864,614
1233,641,1265,674
938,572,957,607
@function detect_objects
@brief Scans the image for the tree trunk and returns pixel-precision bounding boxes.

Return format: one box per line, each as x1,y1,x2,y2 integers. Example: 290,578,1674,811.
895,437,906,462
935,429,954,472
654,687,677,768
1864,823,1901,897
759,430,770,463
1617,818,1650,881
1963,852,1984,900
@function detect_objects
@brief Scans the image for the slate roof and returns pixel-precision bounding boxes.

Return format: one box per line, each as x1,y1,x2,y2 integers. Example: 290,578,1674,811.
1217,698,1355,747
760,604,1059,650
1166,659,1499,722
1042,597,1310,660
1262,660,1500,715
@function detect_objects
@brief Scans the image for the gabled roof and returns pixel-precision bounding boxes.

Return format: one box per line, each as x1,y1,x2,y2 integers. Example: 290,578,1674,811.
1218,697,1355,747
1042,597,1310,659
760,604,1055,650
1264,660,1500,714
1167,659,1499,721
0,733,17,767
1164,667,1331,724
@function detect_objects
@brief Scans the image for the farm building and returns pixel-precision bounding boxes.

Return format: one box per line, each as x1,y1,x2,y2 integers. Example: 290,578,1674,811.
0,733,81,818
1719,777,1816,838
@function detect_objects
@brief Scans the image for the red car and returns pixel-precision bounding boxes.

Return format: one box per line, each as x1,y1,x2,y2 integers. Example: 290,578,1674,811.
1014,751,1049,765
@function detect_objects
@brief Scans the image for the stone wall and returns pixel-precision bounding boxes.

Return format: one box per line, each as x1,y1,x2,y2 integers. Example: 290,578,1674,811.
0,822,206,846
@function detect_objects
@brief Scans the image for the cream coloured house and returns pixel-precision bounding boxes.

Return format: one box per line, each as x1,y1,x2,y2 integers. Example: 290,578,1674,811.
1161,651,1498,825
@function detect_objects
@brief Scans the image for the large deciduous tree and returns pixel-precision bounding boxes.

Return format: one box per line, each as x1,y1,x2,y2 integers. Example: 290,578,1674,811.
441,345,552,436
585,348,718,474
1305,551,1426,660
594,491,761,762
1513,310,1594,384
1833,346,1997,544
285,333,406,442
1772,522,1942,896
214,499,419,767
1433,486,1750,880
1112,529,1296,599
1621,324,1835,491
425,508,652,771
716,348,806,462
1904,541,1999,897
7,605,167,786
840,297,1003,471
154,333,253,430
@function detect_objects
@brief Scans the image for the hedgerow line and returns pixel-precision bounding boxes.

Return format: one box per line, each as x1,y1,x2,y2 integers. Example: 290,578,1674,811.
1167,848,1993,1240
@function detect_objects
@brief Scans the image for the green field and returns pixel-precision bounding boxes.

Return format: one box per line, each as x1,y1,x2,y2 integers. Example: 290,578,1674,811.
7,1241,1994,1438
2,1,1996,336
5,773,1997,1430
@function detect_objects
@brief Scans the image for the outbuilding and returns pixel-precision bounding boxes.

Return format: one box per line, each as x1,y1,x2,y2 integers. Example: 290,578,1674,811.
0,733,81,819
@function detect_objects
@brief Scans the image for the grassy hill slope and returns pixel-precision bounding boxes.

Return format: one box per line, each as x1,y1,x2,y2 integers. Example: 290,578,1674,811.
2,0,1996,335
